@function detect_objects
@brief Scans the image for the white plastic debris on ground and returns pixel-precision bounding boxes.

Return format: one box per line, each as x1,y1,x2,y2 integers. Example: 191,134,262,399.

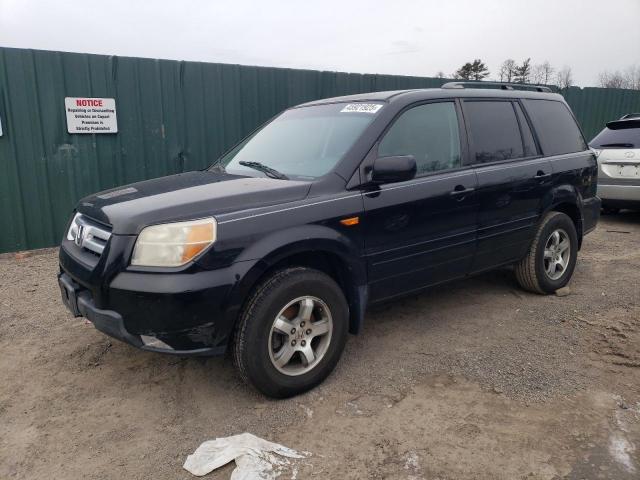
183,432,308,479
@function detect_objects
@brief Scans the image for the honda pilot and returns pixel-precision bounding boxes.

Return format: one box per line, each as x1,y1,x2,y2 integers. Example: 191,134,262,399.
58,83,600,397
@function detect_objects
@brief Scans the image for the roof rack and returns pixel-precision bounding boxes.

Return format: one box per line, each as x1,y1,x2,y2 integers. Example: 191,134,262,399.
441,81,552,93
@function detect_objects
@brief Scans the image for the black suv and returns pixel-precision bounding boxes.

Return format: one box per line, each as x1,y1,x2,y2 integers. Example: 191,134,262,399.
59,83,600,397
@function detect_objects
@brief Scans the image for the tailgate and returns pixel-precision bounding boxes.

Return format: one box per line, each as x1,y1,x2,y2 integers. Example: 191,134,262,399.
598,149,640,182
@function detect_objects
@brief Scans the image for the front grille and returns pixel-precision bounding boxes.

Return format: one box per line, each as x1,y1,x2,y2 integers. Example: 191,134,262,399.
67,213,112,256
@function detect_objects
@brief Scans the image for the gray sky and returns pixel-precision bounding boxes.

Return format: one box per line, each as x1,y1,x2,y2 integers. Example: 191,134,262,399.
1,0,639,87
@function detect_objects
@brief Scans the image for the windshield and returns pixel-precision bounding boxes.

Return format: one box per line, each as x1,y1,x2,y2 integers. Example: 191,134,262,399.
213,102,382,179
590,124,640,148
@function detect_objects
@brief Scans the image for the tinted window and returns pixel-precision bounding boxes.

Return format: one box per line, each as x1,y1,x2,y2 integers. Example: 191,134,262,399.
514,102,538,157
523,99,587,156
378,102,461,174
464,101,524,163
218,103,379,179
590,122,640,149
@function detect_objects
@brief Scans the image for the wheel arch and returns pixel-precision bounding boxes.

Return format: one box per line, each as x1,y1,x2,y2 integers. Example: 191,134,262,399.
226,228,368,336
550,202,583,246
546,185,585,248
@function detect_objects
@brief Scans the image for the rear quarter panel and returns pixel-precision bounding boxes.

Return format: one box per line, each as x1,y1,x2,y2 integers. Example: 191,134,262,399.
547,151,599,235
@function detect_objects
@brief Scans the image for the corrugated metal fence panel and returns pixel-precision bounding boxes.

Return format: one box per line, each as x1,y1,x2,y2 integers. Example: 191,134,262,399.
1,47,640,253
563,86,640,140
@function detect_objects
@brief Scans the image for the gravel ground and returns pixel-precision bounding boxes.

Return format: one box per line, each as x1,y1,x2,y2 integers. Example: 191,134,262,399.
1,213,639,479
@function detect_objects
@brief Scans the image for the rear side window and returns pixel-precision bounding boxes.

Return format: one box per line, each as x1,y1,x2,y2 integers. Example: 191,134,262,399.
378,102,461,175
523,99,587,156
463,101,524,163
590,121,640,148
514,102,538,157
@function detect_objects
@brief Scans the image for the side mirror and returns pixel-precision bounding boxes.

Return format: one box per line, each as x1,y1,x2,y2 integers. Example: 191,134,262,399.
371,155,417,184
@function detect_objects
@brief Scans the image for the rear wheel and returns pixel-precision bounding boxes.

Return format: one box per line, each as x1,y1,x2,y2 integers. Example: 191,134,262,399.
515,212,578,294
233,267,349,398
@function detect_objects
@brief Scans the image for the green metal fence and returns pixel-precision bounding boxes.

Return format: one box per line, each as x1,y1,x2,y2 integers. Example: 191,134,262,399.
1,47,640,253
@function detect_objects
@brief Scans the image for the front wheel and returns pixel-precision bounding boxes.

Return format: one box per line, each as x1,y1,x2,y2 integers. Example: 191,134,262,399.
515,212,578,294
233,267,349,398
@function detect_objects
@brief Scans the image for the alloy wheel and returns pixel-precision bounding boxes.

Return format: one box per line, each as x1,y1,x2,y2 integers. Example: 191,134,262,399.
543,228,571,280
268,296,333,376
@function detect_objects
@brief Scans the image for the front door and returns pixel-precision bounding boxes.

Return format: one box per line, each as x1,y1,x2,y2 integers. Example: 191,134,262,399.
361,100,479,302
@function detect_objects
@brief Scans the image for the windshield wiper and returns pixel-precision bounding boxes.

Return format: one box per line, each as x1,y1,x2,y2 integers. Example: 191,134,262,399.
239,161,289,180
598,143,635,148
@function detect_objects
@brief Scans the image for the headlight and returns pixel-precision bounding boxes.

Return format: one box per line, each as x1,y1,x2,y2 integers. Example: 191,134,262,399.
131,217,217,267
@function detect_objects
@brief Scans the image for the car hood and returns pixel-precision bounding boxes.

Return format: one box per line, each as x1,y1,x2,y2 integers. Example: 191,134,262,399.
76,171,311,234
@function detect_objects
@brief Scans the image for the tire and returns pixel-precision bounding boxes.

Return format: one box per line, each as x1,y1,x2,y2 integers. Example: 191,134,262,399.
233,267,349,398
514,212,579,294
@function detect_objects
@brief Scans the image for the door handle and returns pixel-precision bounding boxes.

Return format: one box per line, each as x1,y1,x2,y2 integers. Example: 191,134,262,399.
450,185,475,199
535,170,552,179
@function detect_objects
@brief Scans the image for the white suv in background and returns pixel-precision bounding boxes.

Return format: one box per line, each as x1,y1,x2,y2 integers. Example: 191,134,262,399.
590,115,640,213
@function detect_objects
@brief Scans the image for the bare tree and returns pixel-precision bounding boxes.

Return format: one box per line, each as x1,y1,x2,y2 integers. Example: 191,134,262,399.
499,59,517,82
624,65,640,90
435,71,446,79
532,61,555,85
556,66,573,90
541,62,555,85
598,66,640,90
531,64,545,85
598,70,627,89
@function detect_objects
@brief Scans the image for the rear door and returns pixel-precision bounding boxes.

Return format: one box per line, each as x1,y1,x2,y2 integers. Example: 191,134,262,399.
523,99,597,229
361,100,479,302
461,99,551,273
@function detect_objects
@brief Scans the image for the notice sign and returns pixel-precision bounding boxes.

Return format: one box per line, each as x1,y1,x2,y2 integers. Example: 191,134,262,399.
65,97,118,133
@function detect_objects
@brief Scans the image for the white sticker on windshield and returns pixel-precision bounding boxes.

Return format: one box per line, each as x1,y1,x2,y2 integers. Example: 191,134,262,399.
340,103,383,114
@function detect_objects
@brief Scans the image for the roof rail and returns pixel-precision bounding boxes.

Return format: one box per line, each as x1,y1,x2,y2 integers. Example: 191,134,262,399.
441,81,553,93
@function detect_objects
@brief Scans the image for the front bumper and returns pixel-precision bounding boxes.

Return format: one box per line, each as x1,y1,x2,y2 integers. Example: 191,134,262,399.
58,272,225,355
58,235,253,356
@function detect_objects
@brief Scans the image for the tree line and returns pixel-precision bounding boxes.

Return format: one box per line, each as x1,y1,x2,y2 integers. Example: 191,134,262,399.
445,59,640,91
598,66,640,90
445,58,573,89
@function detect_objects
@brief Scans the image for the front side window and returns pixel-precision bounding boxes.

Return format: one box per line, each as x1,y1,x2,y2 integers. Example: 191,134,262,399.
523,99,587,156
378,102,461,174
464,101,524,163
216,103,381,179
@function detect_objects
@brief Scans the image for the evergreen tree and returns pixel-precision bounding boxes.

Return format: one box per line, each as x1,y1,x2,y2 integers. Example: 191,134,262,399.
454,59,489,81
514,58,532,84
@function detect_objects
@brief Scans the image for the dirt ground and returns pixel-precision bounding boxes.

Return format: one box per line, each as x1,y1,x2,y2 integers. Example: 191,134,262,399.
1,213,639,480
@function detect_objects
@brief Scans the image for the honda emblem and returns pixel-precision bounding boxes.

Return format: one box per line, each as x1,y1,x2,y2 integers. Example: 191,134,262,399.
75,224,84,247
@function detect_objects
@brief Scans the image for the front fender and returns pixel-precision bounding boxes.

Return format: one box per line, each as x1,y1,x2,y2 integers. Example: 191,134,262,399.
226,224,368,335
237,224,361,263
